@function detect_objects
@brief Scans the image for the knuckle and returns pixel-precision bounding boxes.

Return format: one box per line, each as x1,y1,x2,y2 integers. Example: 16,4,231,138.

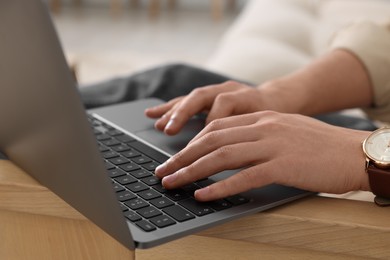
207,118,225,131
191,86,208,97
214,145,234,160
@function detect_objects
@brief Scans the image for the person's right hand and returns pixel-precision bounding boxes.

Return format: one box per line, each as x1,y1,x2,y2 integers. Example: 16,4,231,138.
144,81,283,135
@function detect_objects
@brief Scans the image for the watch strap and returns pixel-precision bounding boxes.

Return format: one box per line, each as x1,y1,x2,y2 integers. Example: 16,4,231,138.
367,164,390,200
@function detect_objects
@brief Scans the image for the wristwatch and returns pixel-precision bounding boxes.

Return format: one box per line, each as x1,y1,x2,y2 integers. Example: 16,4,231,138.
362,127,390,206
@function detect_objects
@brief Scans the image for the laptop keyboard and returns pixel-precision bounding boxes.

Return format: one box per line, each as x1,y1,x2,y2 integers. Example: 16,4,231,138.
88,116,249,232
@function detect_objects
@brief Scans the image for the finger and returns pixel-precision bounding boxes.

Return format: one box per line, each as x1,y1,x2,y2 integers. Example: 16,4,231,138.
205,93,236,125
144,97,183,118
163,83,243,135
161,141,267,189
189,113,260,145
194,163,274,201
155,124,264,179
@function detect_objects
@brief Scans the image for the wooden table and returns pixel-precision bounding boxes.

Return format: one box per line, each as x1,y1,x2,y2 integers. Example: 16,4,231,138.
1,159,390,260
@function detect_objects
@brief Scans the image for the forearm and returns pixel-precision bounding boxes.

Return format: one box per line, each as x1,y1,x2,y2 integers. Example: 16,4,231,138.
258,49,373,115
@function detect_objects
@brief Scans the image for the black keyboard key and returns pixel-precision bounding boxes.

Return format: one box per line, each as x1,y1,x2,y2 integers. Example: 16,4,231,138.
165,189,189,201
102,150,119,159
136,206,162,219
129,141,170,163
138,189,161,200
124,198,149,210
141,175,161,186
112,144,131,152
107,168,127,178
98,144,109,152
101,139,121,147
150,215,176,228
208,199,232,211
121,149,141,158
135,220,156,232
179,198,214,216
152,183,168,193
132,155,152,164
150,197,174,209
112,182,125,192
126,182,149,193
129,169,152,179
182,183,200,196
116,190,137,202
124,211,142,222
225,195,250,206
163,205,195,222
109,156,130,165
142,161,159,171
119,162,141,172
96,134,111,141
115,174,137,185
120,204,128,212
105,161,116,170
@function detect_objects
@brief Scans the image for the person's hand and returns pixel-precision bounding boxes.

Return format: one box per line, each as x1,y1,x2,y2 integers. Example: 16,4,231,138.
154,111,371,201
145,81,283,135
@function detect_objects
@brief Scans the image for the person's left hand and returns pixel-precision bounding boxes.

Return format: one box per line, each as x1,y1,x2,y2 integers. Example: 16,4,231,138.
154,111,371,201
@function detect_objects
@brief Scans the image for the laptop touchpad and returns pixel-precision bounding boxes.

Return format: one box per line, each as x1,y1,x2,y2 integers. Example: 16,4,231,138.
135,118,204,156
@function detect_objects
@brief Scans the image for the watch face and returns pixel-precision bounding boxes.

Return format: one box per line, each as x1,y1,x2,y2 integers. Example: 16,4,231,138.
363,128,390,167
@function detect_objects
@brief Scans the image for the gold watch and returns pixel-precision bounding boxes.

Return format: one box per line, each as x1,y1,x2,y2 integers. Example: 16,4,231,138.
362,127,390,206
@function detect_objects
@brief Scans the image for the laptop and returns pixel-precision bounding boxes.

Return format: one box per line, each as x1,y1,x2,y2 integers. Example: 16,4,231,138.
0,0,311,249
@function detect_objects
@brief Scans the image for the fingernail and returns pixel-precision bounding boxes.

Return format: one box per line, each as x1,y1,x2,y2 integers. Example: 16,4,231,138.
162,173,177,185
165,119,174,130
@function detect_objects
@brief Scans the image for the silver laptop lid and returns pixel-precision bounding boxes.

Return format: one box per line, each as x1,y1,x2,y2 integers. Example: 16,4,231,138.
0,0,134,249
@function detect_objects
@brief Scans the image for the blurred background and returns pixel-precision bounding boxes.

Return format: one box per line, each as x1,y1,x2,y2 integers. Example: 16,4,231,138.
50,0,245,85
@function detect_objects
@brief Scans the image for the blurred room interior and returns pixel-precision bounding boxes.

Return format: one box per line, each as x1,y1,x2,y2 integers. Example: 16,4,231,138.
49,0,243,86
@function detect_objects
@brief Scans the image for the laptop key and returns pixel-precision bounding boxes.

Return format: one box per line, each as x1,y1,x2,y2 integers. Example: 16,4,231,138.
150,215,176,228
163,205,195,222
101,138,121,147
129,169,152,179
109,156,130,165
105,161,116,170
132,155,152,164
141,175,161,186
115,174,137,185
150,197,174,209
135,220,156,232
107,168,127,178
208,199,232,211
179,198,214,216
142,161,159,171
225,195,250,206
102,150,119,159
119,162,141,172
121,149,141,159
116,190,137,202
165,189,189,201
111,144,131,152
126,182,149,193
152,183,168,193
124,211,142,222
124,198,149,210
136,206,162,219
138,189,161,200
112,182,125,192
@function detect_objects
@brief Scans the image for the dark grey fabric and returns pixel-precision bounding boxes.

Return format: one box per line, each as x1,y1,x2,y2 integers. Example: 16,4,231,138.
80,63,377,131
80,63,234,109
